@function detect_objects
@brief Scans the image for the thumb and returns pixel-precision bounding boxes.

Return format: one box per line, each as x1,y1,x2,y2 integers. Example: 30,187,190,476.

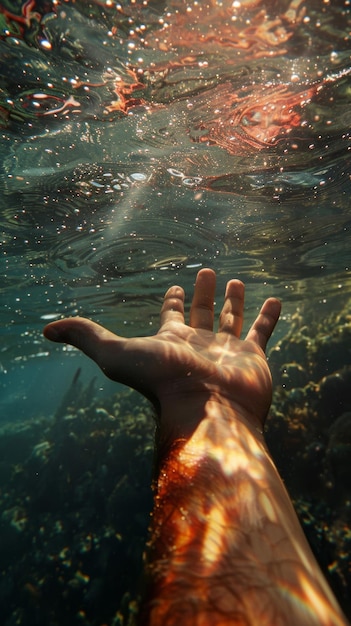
43,317,124,373
44,318,159,406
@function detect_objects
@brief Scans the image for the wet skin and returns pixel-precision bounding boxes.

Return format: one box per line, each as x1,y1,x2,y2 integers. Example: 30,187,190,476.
44,268,349,626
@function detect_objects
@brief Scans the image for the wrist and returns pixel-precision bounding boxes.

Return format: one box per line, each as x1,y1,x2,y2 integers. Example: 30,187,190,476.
154,392,268,475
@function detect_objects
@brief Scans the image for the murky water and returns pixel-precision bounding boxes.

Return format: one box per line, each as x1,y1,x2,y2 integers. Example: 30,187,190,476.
0,1,351,623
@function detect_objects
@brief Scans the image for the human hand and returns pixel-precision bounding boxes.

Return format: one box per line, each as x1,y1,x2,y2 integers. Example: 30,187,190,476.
44,268,280,444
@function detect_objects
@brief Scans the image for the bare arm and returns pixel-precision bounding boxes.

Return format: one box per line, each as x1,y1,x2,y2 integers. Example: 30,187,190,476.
44,268,349,626
142,401,345,626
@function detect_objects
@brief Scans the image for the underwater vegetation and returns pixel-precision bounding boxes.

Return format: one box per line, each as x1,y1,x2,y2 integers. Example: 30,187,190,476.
0,300,351,625
0,386,155,626
267,299,351,619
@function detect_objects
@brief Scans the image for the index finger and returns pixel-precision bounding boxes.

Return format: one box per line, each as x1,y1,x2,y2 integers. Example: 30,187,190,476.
160,285,185,327
245,298,281,351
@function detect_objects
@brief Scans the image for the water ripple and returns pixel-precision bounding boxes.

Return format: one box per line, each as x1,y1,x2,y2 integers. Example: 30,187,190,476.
1,0,351,363
48,218,225,279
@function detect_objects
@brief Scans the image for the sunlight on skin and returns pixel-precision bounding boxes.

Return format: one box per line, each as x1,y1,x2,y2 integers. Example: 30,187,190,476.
148,407,348,626
43,269,349,626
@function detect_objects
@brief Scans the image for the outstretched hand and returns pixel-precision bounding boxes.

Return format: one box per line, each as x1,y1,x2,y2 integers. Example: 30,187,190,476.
44,268,280,444
44,272,351,626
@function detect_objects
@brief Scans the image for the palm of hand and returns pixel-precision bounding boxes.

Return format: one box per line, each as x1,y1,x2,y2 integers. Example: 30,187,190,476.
130,320,273,426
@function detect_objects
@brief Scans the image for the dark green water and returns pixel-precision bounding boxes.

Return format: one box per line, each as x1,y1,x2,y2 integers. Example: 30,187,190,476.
0,1,351,624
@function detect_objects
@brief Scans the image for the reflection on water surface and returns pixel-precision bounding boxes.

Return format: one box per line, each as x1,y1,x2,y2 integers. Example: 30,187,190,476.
1,0,351,359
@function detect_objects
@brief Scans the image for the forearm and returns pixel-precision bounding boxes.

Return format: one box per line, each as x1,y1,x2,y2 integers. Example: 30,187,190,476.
139,399,348,626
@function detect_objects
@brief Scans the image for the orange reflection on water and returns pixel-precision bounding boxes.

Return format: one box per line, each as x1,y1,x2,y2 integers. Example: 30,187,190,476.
190,82,319,154
149,0,306,57
139,0,320,155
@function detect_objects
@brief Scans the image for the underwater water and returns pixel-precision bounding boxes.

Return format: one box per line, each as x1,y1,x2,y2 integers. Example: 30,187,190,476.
0,0,351,624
